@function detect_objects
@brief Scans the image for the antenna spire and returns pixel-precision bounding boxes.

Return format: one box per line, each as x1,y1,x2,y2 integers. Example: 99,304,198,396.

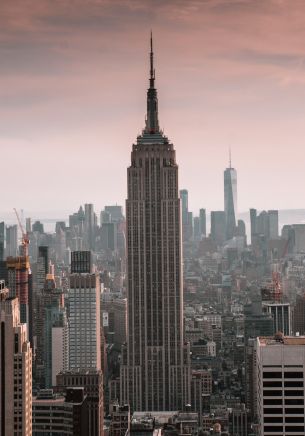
229,147,232,169
150,31,155,88
145,32,159,133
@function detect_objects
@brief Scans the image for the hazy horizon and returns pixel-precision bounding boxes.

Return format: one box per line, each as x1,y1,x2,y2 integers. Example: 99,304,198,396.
2,0,305,212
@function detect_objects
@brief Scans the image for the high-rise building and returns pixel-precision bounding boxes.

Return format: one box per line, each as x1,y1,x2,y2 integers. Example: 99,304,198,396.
199,208,206,237
6,224,18,257
262,302,292,336
68,251,101,370
293,293,305,335
6,252,30,326
104,205,124,222
85,204,96,251
56,369,104,436
250,208,257,244
268,209,279,239
120,35,191,411
210,211,226,246
0,222,5,261
32,388,89,436
224,157,237,241
255,335,305,436
193,217,200,241
0,283,32,435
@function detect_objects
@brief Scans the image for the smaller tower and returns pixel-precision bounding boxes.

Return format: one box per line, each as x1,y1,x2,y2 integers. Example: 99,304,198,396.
224,150,237,241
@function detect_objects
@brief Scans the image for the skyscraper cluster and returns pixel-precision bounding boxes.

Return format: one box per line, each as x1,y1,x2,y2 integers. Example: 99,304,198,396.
2,35,305,436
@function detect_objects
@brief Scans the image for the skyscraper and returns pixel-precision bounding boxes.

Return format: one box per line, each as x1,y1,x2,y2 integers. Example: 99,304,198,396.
199,208,206,237
120,35,190,411
68,251,101,370
0,222,5,261
224,154,237,241
0,282,32,435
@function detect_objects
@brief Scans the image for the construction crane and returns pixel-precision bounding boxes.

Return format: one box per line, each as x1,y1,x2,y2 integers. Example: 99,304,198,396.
13,208,29,257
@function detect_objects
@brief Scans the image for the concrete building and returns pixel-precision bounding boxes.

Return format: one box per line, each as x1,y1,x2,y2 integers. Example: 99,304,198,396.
120,36,191,411
255,335,305,436
56,369,103,436
0,284,32,435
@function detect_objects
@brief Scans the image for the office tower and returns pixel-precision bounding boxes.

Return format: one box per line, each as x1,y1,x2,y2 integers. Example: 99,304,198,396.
193,217,200,241
187,211,194,240
100,210,112,225
57,369,104,436
85,203,95,251
71,250,91,274
237,219,246,237
180,189,189,226
25,217,32,233
199,208,206,237
0,222,4,261
104,205,124,222
32,220,44,233
100,222,118,251
68,251,101,370
32,247,49,374
6,224,18,257
120,36,191,411
224,156,237,240
255,335,305,436
6,252,30,326
244,297,274,341
103,298,127,349
262,301,292,335
39,272,68,388
293,293,305,335
55,223,66,264
210,211,226,246
32,388,89,435
0,283,32,435
268,209,279,239
250,208,257,243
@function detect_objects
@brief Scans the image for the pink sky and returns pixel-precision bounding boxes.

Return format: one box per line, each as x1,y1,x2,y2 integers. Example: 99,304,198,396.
1,0,305,218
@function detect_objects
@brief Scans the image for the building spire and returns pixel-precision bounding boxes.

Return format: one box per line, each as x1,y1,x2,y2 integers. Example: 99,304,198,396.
229,147,232,169
150,31,155,88
145,32,159,134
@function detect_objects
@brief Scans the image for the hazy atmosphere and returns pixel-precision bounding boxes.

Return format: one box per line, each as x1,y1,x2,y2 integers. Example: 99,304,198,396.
2,0,305,216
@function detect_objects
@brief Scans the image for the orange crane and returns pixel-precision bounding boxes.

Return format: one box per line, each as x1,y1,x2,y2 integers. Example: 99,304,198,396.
13,208,29,257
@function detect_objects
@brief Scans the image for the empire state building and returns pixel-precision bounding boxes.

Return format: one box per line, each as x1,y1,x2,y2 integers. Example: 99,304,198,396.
120,35,191,411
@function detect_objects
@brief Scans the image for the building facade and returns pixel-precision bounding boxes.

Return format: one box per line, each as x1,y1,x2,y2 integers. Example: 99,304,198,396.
120,36,191,411
255,335,305,436
0,285,32,435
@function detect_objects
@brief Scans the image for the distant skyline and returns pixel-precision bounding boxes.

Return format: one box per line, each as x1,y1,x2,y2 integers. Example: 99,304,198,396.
2,0,305,213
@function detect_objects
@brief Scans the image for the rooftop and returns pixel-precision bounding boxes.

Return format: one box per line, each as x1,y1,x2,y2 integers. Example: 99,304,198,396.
259,335,305,346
